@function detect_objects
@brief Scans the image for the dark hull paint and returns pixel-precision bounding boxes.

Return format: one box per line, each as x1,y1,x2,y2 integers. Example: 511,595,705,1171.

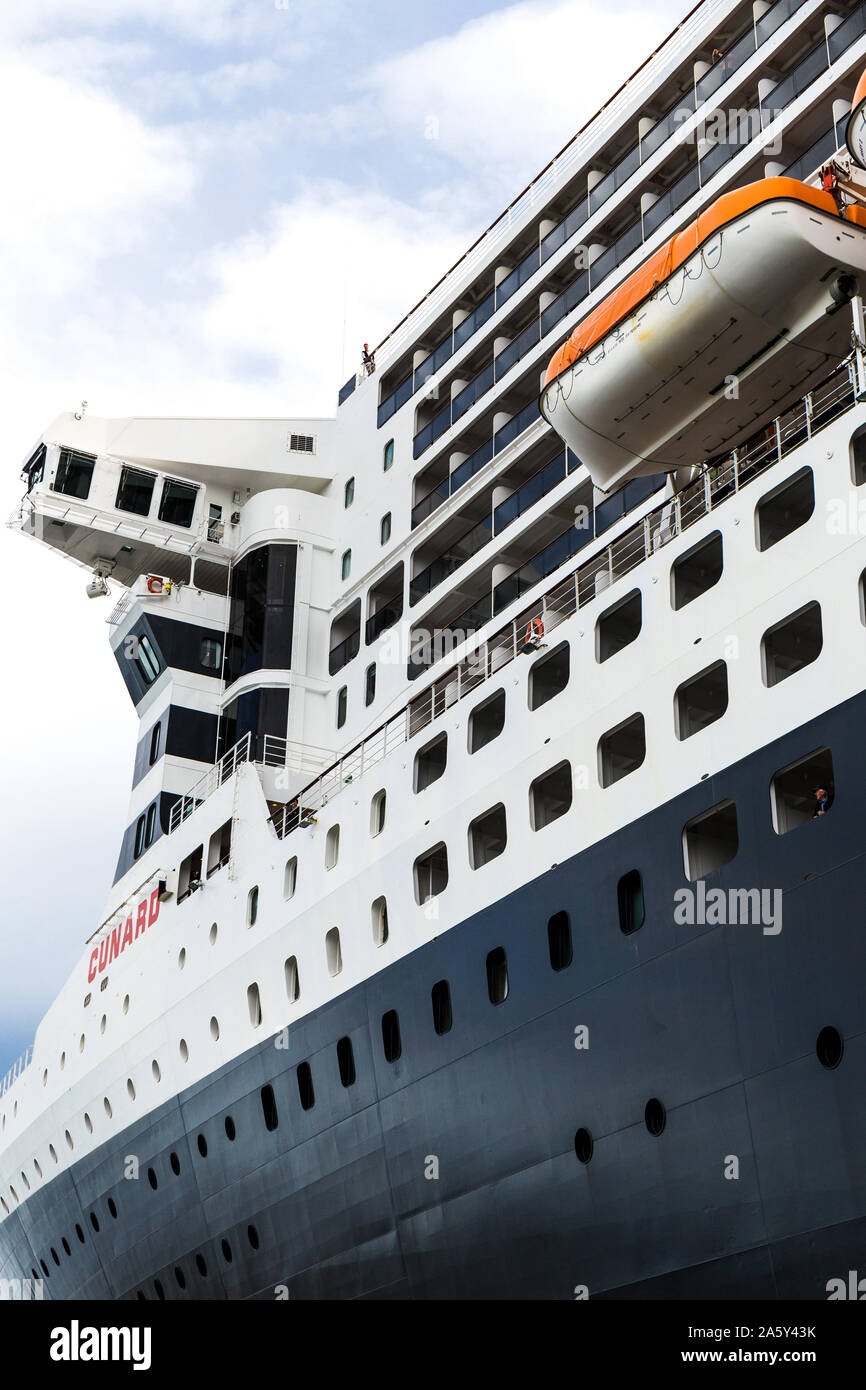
3,690,866,1301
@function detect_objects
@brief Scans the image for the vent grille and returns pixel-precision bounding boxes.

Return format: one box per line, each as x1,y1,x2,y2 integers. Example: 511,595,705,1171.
288,433,316,455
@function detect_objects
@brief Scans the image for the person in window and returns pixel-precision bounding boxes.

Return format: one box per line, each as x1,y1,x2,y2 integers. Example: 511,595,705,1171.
811,786,832,818
711,47,722,64
362,342,376,376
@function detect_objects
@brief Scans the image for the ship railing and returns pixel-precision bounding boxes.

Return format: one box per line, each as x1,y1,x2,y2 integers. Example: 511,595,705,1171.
275,360,858,837
0,1045,34,1100
168,732,254,834
167,732,337,835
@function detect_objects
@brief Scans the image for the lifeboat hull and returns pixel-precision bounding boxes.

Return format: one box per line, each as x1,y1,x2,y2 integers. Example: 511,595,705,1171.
540,182,866,492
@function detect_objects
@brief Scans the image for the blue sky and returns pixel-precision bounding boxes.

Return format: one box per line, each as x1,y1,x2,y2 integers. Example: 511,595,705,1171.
0,0,683,1072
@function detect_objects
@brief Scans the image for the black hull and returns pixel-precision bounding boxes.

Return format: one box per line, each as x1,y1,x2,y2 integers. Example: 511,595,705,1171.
3,690,866,1301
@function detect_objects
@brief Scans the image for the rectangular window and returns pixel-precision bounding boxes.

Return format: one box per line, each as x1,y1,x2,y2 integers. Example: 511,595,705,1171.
337,686,348,728
247,983,262,1028
468,804,507,869
414,843,448,903
617,870,645,935
761,602,822,687
683,800,739,881
529,761,572,830
770,747,834,834
297,1061,315,1109
341,549,352,581
199,637,222,671
528,643,569,710
158,479,198,528
326,926,342,975
547,911,572,970
431,979,452,1035
598,713,646,788
372,896,388,946
135,634,160,685
671,532,723,610
370,790,386,837
414,732,447,792
468,690,505,753
755,467,814,551
337,1036,356,1088
381,1009,401,1061
486,947,508,1004
674,661,728,740
207,820,232,877
52,449,95,500
596,590,641,663
178,845,203,902
261,1083,279,1131
325,825,340,870
284,955,300,1003
365,662,376,706
383,439,395,471
284,856,297,898
344,477,355,508
115,467,155,517
380,513,392,544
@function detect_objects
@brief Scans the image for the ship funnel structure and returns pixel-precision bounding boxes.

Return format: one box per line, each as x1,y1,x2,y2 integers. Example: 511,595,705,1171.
845,67,866,169
540,179,866,493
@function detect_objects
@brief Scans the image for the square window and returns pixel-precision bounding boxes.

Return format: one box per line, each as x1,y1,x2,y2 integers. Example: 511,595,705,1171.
770,747,834,834
683,800,738,881
598,712,645,787
468,804,507,869
755,467,814,551
671,531,723,610
596,590,641,663
761,602,822,687
158,480,197,528
200,638,222,671
528,643,569,710
52,449,95,500
674,661,728,740
529,761,572,830
115,467,155,517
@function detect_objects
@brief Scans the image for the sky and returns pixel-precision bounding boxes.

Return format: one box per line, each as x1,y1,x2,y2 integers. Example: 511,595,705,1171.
0,0,685,1071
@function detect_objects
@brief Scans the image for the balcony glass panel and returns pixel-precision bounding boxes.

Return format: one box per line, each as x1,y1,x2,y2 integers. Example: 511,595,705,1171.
642,161,699,239
828,0,866,61
640,90,694,162
763,40,827,121
540,197,588,264
695,28,756,106
453,362,495,423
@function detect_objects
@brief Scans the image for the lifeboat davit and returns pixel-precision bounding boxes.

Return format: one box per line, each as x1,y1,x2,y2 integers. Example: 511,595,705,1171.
540,177,866,492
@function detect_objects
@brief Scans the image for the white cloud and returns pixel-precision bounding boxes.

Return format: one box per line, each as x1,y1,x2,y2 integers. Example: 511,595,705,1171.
363,0,676,192
0,56,194,292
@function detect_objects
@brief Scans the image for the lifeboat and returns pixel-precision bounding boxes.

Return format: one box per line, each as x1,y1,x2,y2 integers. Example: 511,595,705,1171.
540,177,866,492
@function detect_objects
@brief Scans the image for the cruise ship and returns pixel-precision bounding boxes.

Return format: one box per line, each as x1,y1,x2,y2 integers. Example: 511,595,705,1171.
4,0,866,1302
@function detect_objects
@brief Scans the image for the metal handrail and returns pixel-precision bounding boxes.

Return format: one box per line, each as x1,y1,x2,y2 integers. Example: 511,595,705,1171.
274,360,857,839
0,1045,34,1100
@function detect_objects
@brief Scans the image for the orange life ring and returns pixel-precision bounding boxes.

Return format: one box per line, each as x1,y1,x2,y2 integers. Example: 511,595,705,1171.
525,617,544,644
146,576,163,594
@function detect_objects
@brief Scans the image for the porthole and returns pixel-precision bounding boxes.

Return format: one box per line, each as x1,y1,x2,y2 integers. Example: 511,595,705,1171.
75,1224,85,1243
224,1116,236,1142
84,993,91,1008
170,1152,181,1176
40,1260,49,1278
122,995,129,1014
175,1267,186,1290
34,1159,42,1178
147,1167,158,1190
136,1291,146,1301
816,1026,843,1069
100,977,108,992
0,1198,7,1215
42,1069,48,1087
221,1238,233,1264
154,1278,165,1301
127,1079,136,1102
107,1197,118,1220
21,1172,30,1191
50,1144,58,1164
104,1097,112,1119
51,1248,60,1266
574,1128,593,1164
248,1225,260,1250
84,1113,93,1134
197,1134,208,1158
210,1016,220,1041
209,923,218,945
152,1060,161,1083
645,1098,666,1136
196,1253,208,1277
79,1033,85,1053
179,1038,189,1062
65,1129,73,1150
100,1015,106,1035
61,1237,70,1255
178,948,186,970
60,1051,66,1070
90,1211,100,1233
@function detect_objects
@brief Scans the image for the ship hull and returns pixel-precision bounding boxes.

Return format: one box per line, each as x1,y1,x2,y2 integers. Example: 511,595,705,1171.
3,688,866,1301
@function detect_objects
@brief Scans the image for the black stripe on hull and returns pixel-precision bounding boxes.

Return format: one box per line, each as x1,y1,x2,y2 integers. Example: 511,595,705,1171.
3,688,866,1300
